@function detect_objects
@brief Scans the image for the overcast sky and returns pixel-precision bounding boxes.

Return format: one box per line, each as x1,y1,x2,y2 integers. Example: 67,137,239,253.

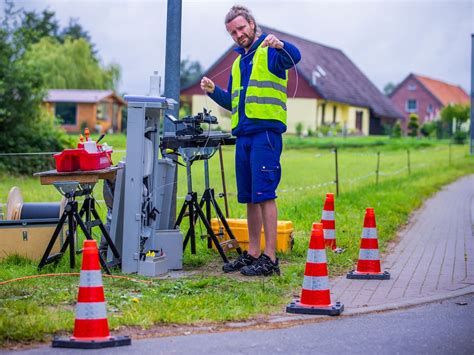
4,0,473,95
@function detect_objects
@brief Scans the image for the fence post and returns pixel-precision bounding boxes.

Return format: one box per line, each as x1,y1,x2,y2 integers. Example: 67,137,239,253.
407,149,411,175
376,151,381,185
449,142,452,165
334,147,339,197
218,145,230,218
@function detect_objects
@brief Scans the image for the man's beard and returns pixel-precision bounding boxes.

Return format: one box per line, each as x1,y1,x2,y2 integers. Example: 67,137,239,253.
239,30,256,49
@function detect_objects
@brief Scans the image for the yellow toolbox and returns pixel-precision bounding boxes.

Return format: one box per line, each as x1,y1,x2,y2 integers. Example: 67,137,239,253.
211,218,294,253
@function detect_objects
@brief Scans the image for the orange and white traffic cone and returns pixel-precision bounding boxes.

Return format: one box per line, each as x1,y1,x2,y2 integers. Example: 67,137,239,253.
321,193,344,253
52,240,131,349
347,208,390,280
286,223,344,316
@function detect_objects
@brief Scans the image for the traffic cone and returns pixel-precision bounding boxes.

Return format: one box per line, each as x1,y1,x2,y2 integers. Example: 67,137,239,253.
321,193,343,253
52,240,131,349
286,223,344,316
347,208,390,280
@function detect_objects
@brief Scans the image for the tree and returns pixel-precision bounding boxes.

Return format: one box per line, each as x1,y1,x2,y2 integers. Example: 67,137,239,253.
0,4,72,174
13,8,59,48
407,113,419,137
13,7,96,56
180,57,203,88
60,18,98,59
383,82,396,96
23,37,120,90
440,104,470,133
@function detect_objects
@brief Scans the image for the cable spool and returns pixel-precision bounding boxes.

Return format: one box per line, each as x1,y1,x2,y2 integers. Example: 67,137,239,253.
6,187,65,221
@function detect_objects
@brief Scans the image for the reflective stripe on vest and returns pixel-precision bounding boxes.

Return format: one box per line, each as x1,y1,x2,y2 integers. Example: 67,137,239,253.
231,45,288,129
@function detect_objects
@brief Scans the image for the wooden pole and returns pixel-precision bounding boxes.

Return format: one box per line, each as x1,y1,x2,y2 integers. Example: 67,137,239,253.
376,151,381,185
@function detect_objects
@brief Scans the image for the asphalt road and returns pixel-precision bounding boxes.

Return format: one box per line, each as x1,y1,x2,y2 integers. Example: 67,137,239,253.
7,294,474,354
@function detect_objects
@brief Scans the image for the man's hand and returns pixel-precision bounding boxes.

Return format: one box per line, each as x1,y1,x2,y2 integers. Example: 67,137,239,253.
200,76,215,94
261,34,284,49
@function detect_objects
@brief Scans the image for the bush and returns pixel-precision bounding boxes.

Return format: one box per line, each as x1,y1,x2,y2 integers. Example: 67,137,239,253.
382,123,394,136
0,114,73,174
453,130,467,144
318,124,331,136
407,114,419,137
295,122,304,137
420,121,436,138
392,122,402,138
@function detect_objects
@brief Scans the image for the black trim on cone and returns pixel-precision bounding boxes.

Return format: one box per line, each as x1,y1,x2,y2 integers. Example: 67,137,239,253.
286,301,344,316
346,270,390,280
52,336,131,349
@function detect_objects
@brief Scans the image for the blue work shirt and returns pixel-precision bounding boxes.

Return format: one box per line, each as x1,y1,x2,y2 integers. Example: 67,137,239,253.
209,33,301,137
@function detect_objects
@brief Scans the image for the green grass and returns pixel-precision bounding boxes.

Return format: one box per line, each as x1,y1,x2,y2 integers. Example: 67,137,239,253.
284,135,447,150
0,136,473,345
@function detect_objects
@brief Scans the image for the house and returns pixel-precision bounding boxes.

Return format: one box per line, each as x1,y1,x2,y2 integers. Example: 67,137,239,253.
181,26,403,135
44,89,126,133
389,73,470,130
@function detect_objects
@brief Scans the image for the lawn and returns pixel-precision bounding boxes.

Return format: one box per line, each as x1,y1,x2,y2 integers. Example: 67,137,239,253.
0,135,473,345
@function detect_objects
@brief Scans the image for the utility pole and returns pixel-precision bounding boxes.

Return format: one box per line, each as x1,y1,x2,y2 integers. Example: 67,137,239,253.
164,0,182,227
470,34,473,155
164,0,182,128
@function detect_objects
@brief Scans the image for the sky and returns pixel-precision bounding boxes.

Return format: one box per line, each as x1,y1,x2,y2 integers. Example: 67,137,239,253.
3,0,473,96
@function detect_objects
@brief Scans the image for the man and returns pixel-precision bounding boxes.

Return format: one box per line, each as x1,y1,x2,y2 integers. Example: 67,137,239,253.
200,5,301,276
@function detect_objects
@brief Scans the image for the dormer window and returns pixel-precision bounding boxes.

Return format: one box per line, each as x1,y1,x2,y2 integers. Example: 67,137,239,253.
316,65,326,76
312,70,321,86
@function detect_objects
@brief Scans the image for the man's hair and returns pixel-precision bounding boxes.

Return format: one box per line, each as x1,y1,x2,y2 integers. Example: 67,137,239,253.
225,5,261,36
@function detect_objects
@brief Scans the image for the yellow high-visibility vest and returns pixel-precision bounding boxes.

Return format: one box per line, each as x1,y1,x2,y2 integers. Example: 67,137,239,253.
230,45,288,129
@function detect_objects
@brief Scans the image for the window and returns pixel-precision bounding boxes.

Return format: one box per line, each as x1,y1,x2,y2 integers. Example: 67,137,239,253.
316,65,326,76
408,83,417,91
312,70,321,86
97,102,110,121
406,99,417,112
55,102,77,125
112,103,119,131
356,111,363,131
427,104,433,113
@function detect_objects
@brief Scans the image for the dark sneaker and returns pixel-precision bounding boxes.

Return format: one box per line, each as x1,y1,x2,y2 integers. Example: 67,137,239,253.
222,251,258,273
240,254,280,276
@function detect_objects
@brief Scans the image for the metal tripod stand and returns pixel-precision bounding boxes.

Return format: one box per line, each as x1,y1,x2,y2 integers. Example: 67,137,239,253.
38,182,121,274
174,147,242,263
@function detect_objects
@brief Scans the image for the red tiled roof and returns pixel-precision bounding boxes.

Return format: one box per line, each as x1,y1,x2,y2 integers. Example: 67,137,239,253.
414,74,469,106
184,25,403,120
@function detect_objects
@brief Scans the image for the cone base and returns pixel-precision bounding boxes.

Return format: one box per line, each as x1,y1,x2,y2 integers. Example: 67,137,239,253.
286,300,344,316
52,336,131,349
346,270,390,280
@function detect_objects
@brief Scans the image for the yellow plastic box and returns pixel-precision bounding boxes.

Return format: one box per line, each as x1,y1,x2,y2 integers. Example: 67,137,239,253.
211,218,294,253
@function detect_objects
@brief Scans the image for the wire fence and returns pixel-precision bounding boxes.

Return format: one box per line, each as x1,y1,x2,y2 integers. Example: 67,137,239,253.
0,143,470,204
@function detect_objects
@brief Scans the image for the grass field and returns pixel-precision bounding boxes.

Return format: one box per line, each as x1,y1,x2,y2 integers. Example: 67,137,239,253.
0,135,473,345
